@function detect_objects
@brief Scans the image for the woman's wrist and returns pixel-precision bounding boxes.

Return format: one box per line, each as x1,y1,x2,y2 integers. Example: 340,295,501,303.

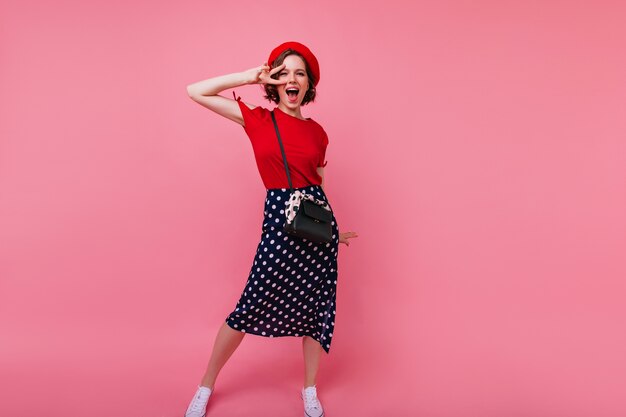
187,70,254,96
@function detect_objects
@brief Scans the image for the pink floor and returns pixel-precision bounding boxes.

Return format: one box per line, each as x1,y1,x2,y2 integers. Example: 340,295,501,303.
1,320,410,417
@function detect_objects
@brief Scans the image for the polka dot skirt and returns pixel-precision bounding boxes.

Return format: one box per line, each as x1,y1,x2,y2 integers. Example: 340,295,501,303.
225,185,340,354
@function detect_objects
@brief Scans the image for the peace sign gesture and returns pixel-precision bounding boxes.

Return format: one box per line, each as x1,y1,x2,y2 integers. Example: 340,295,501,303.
247,62,288,86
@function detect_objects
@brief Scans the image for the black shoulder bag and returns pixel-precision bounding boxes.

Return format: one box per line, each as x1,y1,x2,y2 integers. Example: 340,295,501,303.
270,110,333,243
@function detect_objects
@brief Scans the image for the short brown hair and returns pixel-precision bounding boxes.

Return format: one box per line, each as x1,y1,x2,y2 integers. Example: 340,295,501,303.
262,49,317,105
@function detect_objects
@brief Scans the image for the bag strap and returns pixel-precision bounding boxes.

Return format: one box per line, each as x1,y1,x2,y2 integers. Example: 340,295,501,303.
271,110,294,193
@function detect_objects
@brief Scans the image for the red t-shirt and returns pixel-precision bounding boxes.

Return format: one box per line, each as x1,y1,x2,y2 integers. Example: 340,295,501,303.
234,93,328,189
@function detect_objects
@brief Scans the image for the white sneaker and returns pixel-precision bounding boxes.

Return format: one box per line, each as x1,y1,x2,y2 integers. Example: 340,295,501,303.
301,385,324,417
184,385,212,417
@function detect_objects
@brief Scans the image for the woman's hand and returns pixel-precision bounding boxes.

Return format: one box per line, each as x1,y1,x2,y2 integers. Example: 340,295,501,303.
246,62,288,86
338,231,359,246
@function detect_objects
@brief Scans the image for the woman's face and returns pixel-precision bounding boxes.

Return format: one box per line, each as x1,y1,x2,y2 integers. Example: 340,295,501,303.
277,54,309,107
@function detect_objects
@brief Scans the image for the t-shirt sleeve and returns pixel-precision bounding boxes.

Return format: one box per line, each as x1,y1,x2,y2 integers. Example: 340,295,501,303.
233,91,264,130
318,129,329,167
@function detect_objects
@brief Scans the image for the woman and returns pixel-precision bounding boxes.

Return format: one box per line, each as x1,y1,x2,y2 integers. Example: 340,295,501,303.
184,41,358,417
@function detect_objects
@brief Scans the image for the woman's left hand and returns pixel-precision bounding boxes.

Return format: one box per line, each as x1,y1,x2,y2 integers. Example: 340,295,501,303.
339,231,359,246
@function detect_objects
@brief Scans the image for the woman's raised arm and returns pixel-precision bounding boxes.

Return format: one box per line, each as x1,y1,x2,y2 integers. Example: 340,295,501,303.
186,63,286,127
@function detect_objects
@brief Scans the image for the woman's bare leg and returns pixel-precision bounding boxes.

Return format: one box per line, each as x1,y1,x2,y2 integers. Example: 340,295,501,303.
199,321,246,389
302,336,324,387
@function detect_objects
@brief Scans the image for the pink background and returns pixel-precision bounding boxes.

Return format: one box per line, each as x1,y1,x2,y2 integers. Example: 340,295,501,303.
1,1,625,416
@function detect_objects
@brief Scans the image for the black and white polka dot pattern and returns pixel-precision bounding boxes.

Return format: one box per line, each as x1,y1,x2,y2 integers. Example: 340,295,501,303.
225,185,340,353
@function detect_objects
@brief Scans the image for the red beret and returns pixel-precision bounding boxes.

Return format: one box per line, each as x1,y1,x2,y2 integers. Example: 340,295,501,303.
267,41,320,87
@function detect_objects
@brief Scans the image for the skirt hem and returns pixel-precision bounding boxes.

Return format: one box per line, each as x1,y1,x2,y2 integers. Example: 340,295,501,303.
224,318,331,354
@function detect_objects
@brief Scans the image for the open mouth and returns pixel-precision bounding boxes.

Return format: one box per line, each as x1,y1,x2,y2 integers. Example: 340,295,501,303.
286,87,299,102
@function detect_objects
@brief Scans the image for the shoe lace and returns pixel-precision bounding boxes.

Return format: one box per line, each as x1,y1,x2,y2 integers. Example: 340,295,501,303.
303,388,321,410
190,392,209,412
